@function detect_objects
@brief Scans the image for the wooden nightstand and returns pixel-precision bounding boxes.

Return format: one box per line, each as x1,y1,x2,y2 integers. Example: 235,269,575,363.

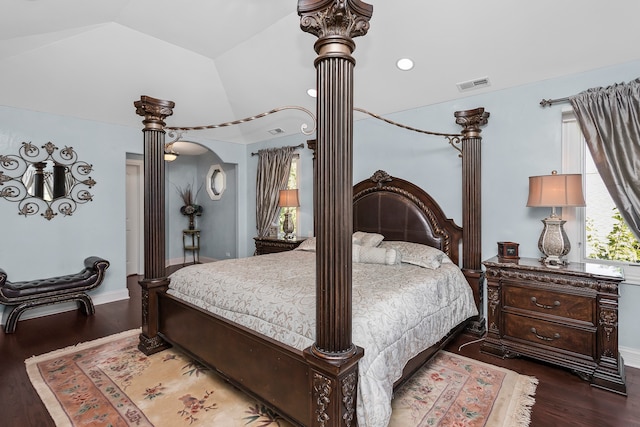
253,236,306,255
481,256,626,395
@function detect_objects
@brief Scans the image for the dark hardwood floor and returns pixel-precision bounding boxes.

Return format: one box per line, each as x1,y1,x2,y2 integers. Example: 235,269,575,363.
1,272,638,427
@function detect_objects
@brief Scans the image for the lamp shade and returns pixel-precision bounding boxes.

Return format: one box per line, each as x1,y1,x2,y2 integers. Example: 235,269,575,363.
526,171,585,208
278,189,300,208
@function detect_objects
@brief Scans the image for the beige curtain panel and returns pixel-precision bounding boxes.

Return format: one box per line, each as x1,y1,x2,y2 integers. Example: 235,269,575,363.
255,146,296,238
571,77,640,240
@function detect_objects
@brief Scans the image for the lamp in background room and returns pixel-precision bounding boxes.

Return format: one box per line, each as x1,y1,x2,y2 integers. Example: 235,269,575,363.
164,131,184,162
278,189,300,240
164,141,179,162
527,170,585,265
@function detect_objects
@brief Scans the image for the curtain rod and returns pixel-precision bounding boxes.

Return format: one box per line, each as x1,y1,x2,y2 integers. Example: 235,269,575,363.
251,143,304,156
541,77,639,107
540,96,571,107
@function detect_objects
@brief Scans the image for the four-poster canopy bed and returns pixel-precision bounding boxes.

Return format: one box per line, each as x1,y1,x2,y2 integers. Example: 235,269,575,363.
133,1,489,426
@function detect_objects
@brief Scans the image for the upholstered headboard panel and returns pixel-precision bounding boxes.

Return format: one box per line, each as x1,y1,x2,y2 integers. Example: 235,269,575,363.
353,170,463,265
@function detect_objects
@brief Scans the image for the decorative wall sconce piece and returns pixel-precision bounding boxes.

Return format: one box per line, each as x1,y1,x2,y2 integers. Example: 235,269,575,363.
527,170,585,265
278,189,299,240
0,141,96,220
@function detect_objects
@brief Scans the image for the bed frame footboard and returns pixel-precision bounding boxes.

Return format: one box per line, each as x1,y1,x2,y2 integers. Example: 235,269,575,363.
151,291,465,427
158,292,365,427
157,293,378,427
158,293,312,425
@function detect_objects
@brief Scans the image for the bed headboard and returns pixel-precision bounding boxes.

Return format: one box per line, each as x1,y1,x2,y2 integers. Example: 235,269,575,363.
353,170,463,265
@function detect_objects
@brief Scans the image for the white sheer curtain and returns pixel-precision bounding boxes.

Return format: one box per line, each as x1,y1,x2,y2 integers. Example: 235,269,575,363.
255,146,296,238
570,78,640,240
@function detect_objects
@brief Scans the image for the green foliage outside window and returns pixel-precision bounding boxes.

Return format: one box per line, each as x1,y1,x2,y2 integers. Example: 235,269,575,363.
587,208,640,262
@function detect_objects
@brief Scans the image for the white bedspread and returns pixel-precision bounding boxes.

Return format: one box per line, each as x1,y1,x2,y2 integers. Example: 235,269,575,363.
167,250,478,427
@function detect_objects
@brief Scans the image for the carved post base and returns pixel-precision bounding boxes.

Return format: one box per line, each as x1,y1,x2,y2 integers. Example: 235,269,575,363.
479,338,509,358
462,269,486,336
592,354,627,395
138,277,171,355
304,346,364,427
138,332,170,355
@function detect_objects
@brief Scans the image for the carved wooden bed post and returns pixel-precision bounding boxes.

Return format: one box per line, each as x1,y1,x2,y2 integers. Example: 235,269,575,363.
455,107,490,336
298,1,372,426
134,95,175,354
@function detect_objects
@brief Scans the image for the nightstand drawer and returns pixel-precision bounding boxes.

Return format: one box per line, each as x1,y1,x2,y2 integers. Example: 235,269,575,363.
503,313,595,357
504,284,594,324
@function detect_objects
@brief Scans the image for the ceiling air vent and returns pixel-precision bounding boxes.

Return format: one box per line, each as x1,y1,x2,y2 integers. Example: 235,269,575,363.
456,77,491,92
268,128,285,135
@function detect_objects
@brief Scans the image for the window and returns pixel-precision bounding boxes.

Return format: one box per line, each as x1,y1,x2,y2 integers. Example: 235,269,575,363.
562,112,640,282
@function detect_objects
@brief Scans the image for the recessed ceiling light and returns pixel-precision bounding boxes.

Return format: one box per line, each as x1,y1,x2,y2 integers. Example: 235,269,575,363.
307,88,317,98
268,128,285,135
396,58,414,71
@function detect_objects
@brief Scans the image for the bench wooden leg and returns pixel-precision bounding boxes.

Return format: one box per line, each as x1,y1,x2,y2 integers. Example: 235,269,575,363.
4,305,25,333
2,292,96,334
76,293,96,316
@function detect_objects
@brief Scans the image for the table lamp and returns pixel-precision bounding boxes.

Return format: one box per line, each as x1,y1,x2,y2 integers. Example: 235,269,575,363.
278,189,300,240
527,170,585,265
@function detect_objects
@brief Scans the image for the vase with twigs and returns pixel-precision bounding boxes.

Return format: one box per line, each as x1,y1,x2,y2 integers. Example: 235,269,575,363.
176,182,203,230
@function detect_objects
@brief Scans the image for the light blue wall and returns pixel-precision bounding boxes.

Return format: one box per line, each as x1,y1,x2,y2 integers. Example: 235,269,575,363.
0,107,247,324
0,106,141,320
166,148,238,262
176,137,249,258
246,59,640,353
195,153,238,261
1,59,638,356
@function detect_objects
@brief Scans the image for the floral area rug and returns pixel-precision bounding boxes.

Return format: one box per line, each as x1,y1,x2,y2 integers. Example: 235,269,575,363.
26,329,537,427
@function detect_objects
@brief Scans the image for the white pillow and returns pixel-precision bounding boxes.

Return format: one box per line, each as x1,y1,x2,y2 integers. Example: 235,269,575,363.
353,244,400,265
378,241,445,269
297,234,391,256
352,231,384,247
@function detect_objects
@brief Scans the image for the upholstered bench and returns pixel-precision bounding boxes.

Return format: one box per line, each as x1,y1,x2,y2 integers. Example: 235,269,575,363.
0,256,110,333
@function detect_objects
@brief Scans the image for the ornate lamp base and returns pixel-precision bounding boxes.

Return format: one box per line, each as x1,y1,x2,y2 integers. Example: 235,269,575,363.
538,214,570,265
282,212,295,240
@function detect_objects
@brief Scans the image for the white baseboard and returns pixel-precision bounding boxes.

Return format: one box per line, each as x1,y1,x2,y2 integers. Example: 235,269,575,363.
166,257,184,268
621,346,640,369
1,289,130,326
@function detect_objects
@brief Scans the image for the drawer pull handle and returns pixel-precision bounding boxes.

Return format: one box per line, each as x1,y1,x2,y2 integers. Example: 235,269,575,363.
530,327,560,341
530,297,561,310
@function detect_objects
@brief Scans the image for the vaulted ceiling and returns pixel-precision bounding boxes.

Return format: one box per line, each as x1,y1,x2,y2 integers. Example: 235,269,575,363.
2,0,639,144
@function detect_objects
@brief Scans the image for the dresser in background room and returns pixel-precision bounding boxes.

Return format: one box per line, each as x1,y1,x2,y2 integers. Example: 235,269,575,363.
481,256,626,395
